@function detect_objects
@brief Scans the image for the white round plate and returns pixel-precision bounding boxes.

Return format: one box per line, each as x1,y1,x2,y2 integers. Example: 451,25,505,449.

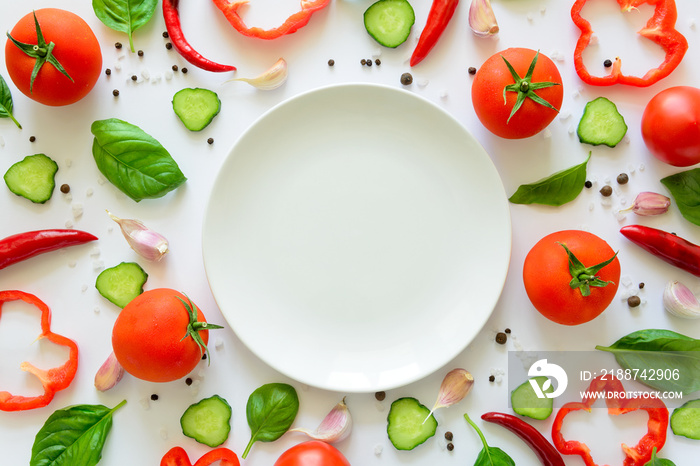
202,83,512,392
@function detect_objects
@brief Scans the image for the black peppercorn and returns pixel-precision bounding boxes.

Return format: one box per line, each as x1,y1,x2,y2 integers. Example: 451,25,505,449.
60,184,70,194
366,59,372,67
444,431,453,441
112,89,120,97
137,50,144,57
172,65,179,72
182,67,188,73
29,136,36,142
375,59,381,66
207,138,214,145
185,377,193,386
446,443,454,451
201,353,207,360
585,180,593,188
360,59,367,65
165,42,173,50
628,295,641,308
105,68,111,76
468,66,477,75
162,31,169,38
639,282,645,289
400,72,413,85
600,185,613,197
131,75,138,81
616,173,629,184
604,59,613,67
495,332,507,344
328,59,335,66
375,391,386,401
504,328,511,334
150,394,159,401
489,375,495,382
115,42,123,49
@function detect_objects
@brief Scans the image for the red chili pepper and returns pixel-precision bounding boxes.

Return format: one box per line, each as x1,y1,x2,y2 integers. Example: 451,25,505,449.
0,290,79,411
160,446,240,466
0,229,97,270
571,0,687,87
481,412,565,466
620,224,700,277
211,0,330,40
163,0,236,72
410,0,460,67
551,375,668,466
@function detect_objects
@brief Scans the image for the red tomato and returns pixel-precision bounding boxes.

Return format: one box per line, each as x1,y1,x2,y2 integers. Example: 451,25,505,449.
523,230,620,326
5,8,102,106
641,86,700,167
274,441,351,466
472,48,563,139
112,289,215,383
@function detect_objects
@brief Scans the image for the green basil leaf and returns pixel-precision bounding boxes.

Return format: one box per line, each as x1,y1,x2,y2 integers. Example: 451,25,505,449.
509,152,590,206
242,383,299,459
0,73,21,128
596,329,700,394
91,118,186,202
644,447,677,466
92,0,158,52
474,446,516,466
660,168,700,227
30,400,126,466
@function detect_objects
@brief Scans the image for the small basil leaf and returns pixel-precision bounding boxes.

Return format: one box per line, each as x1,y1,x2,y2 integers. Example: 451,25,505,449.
644,447,677,466
596,329,700,394
91,118,186,202
0,73,21,128
660,168,700,227
242,383,299,459
30,400,126,466
509,153,590,206
92,0,158,52
474,446,516,466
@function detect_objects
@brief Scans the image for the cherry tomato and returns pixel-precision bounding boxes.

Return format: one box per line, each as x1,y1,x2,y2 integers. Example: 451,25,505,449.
112,289,216,383
274,441,351,466
641,86,700,167
5,8,102,106
472,48,563,139
523,230,620,326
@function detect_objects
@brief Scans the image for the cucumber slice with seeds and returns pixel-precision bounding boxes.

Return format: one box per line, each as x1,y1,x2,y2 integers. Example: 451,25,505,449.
577,97,628,147
511,376,554,420
670,398,700,440
364,0,415,48
181,395,232,447
95,262,148,308
387,397,437,450
172,88,221,131
4,153,58,203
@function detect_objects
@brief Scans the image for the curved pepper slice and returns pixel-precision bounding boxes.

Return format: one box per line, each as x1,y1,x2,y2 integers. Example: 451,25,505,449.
160,446,240,466
571,0,688,87
0,290,79,412
551,375,669,466
211,0,330,40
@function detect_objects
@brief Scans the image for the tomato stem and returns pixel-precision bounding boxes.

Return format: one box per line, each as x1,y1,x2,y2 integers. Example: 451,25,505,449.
502,50,560,123
176,296,223,365
558,242,618,296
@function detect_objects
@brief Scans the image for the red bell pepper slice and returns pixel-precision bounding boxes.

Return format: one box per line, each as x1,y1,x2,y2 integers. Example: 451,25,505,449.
211,0,330,40
160,446,240,466
571,0,688,87
0,290,79,412
551,375,669,466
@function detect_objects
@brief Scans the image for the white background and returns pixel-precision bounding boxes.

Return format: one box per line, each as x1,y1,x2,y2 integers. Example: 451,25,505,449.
1,0,699,464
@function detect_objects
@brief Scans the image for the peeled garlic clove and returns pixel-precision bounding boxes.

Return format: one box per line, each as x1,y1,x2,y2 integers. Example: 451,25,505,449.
427,368,474,419
95,351,125,391
469,0,499,37
664,281,700,319
108,210,169,261
289,397,352,443
229,58,288,90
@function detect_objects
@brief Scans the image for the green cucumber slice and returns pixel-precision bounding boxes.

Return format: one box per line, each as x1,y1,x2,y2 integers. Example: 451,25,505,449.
4,153,58,203
172,88,221,131
95,262,148,308
577,96,628,147
387,397,437,450
364,0,415,48
181,395,232,447
511,376,554,420
670,398,700,440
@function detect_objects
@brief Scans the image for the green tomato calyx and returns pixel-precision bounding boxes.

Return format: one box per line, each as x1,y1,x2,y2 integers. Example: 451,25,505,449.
6,11,74,93
177,295,223,365
558,242,618,297
502,50,560,123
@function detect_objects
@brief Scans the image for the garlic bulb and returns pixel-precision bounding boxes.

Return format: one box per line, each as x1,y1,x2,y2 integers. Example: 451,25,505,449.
95,351,125,391
108,210,169,261
663,281,700,319
469,0,499,37
229,58,288,90
289,397,352,443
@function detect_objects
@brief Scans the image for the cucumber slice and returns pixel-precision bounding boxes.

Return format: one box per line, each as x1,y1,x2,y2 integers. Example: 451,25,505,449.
181,395,232,447
95,262,148,308
172,88,221,131
670,398,700,440
4,153,58,204
364,0,415,48
511,376,553,420
387,397,437,450
577,96,628,147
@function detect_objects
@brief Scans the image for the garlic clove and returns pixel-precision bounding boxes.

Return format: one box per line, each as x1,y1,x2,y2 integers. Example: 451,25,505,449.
469,0,499,37
289,397,352,443
95,351,125,391
627,192,671,216
663,280,700,319
425,368,474,420
229,58,288,90
107,210,169,261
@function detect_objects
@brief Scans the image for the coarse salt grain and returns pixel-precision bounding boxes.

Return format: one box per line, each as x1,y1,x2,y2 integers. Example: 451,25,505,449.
165,70,174,80
374,445,383,456
541,128,552,139
439,90,448,99
114,62,122,71
417,78,429,88
140,398,151,410
81,284,88,292
65,159,73,168
214,338,224,349
160,428,168,440
93,307,100,314
65,220,74,228
559,111,571,121
90,246,101,257
72,203,84,219
86,188,94,197
68,260,77,268
0,136,5,147
141,69,151,80
93,260,104,271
